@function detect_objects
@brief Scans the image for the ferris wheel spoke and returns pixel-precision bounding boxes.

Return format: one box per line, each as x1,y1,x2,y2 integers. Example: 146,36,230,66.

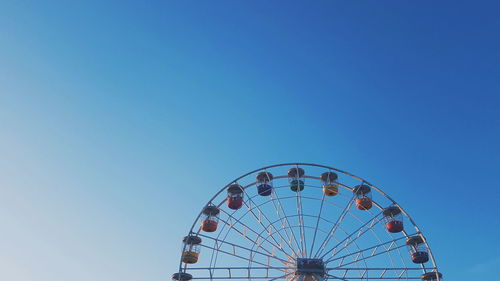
188,273,294,280
218,209,293,260
199,243,290,271
252,213,320,259
294,180,307,257
330,243,408,268
325,234,413,264
269,272,295,281
359,206,410,281
330,267,425,271
220,194,296,260
190,277,290,280
366,206,411,269
242,191,299,259
308,192,326,257
186,266,290,270
328,219,370,275
326,273,420,280
188,272,295,281
269,191,302,258
324,273,349,281
327,267,424,280
299,193,378,264
266,222,369,272
208,215,283,270
197,233,291,265
314,193,356,258
185,265,293,279
261,213,368,271
320,210,384,259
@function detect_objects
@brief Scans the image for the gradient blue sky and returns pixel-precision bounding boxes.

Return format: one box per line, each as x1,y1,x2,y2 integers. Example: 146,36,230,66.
1,1,499,281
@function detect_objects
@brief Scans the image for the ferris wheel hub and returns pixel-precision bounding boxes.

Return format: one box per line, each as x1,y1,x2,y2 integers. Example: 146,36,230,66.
295,258,326,276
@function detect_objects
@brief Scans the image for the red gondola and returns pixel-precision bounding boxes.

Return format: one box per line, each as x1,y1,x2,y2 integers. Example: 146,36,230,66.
406,236,429,264
383,206,404,233
227,184,244,210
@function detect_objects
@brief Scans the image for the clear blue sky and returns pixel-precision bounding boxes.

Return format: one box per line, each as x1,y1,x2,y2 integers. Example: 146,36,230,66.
1,1,499,281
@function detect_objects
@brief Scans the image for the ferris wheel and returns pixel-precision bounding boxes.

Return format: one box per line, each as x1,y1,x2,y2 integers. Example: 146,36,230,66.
172,163,443,281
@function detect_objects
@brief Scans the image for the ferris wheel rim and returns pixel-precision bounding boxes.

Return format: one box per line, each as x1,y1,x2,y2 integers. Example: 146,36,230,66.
176,163,441,281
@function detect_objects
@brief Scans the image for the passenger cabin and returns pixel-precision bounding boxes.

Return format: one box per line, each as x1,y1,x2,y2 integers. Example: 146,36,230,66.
320,171,339,196
201,205,220,232
181,235,202,264
227,184,244,210
353,184,373,210
421,272,443,281
288,167,305,192
172,273,192,281
383,206,404,233
406,236,429,264
256,171,273,196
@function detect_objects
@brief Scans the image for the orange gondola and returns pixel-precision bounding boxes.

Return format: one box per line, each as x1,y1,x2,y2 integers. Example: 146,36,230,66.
353,184,372,210
201,205,220,232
